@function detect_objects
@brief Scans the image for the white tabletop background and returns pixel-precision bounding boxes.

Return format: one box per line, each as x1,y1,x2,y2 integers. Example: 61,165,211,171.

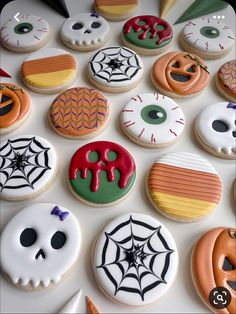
0,0,235,313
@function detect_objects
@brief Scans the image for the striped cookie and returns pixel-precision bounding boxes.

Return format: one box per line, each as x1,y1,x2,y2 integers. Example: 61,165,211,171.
95,0,138,21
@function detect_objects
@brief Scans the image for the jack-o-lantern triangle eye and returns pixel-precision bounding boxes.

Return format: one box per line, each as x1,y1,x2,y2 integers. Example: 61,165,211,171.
172,62,179,68
227,281,236,291
222,257,235,271
186,66,195,73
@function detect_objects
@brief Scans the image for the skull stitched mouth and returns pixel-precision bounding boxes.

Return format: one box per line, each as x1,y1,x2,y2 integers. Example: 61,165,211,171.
170,73,190,82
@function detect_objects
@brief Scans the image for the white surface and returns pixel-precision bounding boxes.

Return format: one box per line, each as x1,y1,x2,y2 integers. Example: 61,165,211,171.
0,0,235,313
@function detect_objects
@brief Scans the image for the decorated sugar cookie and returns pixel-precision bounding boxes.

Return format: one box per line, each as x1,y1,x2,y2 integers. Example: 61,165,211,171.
60,13,110,51
121,92,185,148
122,15,173,55
0,135,57,200
49,87,110,139
180,18,235,59
192,228,236,314
21,48,77,94
147,152,222,222
95,0,138,21
88,46,143,93
195,102,236,159
0,83,31,134
152,51,210,98
0,203,81,290
216,60,236,102
93,213,178,305
0,14,50,53
68,141,136,206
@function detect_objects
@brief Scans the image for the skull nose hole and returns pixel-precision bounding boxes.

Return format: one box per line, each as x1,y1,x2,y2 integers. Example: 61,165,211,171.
233,131,236,138
84,29,91,34
35,249,46,260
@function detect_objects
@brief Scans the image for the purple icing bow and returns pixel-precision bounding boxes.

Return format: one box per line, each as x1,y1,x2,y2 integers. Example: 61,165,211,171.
227,102,236,109
51,206,69,221
90,12,100,18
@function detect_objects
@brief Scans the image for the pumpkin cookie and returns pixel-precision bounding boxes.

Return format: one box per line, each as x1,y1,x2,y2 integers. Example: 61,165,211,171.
216,60,236,102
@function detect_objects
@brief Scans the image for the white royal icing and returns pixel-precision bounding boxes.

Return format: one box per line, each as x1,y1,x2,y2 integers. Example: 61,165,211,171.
24,47,70,61
60,13,110,47
88,46,143,87
121,93,185,145
195,102,236,155
93,213,178,306
0,203,81,288
59,289,83,313
0,135,57,199
0,14,50,50
183,18,235,53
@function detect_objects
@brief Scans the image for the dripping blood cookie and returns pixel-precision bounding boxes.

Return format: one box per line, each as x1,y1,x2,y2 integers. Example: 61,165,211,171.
194,102,236,159
0,203,81,290
88,46,143,93
60,13,110,51
49,87,110,139
68,141,136,207
147,152,222,222
93,213,178,305
152,51,210,98
180,18,235,59
191,228,236,314
21,48,77,94
0,14,50,53
216,60,236,102
0,83,31,134
122,15,173,55
120,92,185,148
0,135,57,201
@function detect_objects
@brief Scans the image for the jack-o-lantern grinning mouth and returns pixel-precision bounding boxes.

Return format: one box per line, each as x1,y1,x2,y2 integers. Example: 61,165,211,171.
170,72,190,82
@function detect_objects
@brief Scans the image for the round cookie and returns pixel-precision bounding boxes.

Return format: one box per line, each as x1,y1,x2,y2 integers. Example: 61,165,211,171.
21,48,77,94
152,51,210,98
94,0,138,21
93,212,178,306
147,152,222,222
88,46,143,93
0,83,31,134
120,92,185,148
180,18,235,60
216,60,236,102
194,102,236,159
0,14,50,53
49,87,110,139
191,228,236,314
60,13,110,51
122,15,173,55
68,141,136,207
0,135,57,201
0,203,81,290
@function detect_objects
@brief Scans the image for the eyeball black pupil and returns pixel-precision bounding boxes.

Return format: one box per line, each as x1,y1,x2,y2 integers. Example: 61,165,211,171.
20,228,37,247
72,23,83,30
91,22,101,29
212,120,229,132
148,110,163,119
51,231,66,249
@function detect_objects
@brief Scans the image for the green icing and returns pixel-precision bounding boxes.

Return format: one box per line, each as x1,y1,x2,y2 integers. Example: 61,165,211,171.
200,26,220,38
14,23,33,34
141,105,167,125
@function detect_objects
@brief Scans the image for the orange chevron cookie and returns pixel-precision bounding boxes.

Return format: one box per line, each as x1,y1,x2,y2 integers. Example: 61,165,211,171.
86,296,100,314
95,0,138,21
49,87,110,139
147,152,222,222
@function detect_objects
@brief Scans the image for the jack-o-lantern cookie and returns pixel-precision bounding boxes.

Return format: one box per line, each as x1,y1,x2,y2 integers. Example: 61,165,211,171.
0,83,31,134
0,203,81,290
216,60,236,102
68,141,136,206
60,13,110,51
194,102,236,159
180,18,235,59
49,87,110,139
122,15,173,55
191,228,236,314
151,51,210,98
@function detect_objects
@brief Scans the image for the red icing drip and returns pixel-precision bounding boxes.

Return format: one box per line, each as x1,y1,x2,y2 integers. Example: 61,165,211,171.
123,15,173,45
69,141,136,192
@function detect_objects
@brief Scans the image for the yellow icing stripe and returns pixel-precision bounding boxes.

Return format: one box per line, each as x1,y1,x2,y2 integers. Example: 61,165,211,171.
98,5,135,15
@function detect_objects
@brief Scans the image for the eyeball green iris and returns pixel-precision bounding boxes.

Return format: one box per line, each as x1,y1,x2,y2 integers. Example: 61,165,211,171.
141,105,167,125
200,26,220,39
14,23,33,34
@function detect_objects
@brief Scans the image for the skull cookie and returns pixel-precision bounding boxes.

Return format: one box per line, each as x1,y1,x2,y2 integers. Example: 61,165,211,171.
0,203,81,290
60,13,110,51
195,102,236,159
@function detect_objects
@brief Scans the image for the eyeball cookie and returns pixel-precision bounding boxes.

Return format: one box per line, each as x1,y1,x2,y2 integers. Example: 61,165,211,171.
147,152,222,222
191,228,236,314
121,92,185,148
93,213,178,305
60,13,110,51
0,14,50,53
180,18,235,59
122,15,173,55
194,102,236,159
68,141,136,207
0,203,81,290
49,87,110,139
0,135,57,201
216,60,236,102
88,46,143,93
0,83,31,134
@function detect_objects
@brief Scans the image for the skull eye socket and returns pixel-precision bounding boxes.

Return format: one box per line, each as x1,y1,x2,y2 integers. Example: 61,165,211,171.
212,120,229,132
108,151,117,161
91,21,101,29
51,231,66,249
88,151,100,163
72,22,83,30
20,228,37,247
